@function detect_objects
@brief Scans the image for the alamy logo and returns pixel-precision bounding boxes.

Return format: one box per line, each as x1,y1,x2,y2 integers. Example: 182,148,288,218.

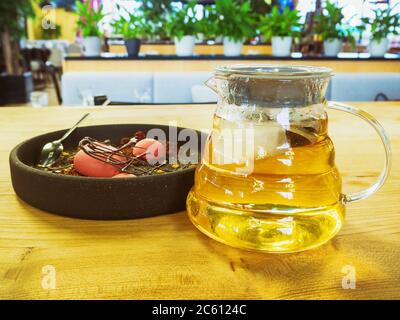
341,265,356,289
41,5,57,30
41,265,56,290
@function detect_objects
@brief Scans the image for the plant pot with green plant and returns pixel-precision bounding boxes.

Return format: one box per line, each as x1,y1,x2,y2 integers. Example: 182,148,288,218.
166,1,199,56
0,0,35,105
313,1,355,57
260,6,301,57
142,0,173,42
76,0,105,57
111,6,146,57
359,6,399,57
214,0,256,56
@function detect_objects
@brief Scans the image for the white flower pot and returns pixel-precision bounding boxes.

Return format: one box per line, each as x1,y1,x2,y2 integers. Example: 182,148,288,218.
323,39,342,57
369,38,389,57
223,37,243,57
82,36,101,57
174,36,196,57
271,36,293,57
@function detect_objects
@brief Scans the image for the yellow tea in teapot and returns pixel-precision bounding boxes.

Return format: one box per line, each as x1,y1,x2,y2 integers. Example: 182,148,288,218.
187,65,391,253
187,111,344,253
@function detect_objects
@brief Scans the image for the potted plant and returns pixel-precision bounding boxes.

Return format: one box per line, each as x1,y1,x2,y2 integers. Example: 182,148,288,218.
259,6,301,57
359,6,400,57
214,0,256,56
141,0,173,41
75,0,105,57
197,6,217,43
0,0,35,105
313,1,355,57
166,1,199,56
111,6,146,57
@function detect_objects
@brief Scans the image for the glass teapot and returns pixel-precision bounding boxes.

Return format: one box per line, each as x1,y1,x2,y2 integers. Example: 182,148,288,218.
186,65,391,253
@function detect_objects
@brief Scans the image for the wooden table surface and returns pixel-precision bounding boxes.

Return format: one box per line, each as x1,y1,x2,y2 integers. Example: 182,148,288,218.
0,102,399,300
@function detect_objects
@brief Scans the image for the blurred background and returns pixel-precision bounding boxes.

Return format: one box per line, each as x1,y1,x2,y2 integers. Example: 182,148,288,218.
0,0,399,107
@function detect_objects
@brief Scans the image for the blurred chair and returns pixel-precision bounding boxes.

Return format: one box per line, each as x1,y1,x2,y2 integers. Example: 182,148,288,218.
48,47,64,71
46,62,62,105
21,47,51,90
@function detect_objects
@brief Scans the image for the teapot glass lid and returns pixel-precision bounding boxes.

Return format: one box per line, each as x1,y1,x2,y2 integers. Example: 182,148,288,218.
215,64,333,79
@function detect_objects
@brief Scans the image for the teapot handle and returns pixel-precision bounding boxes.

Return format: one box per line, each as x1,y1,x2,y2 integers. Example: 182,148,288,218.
328,102,392,204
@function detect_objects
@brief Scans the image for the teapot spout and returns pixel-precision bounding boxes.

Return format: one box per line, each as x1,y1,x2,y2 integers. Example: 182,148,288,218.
204,76,218,94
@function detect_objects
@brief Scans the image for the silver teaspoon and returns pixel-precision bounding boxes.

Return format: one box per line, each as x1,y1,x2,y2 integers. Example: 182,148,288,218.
38,113,90,167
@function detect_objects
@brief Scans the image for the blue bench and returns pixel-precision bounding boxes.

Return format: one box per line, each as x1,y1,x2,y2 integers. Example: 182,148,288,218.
61,72,400,105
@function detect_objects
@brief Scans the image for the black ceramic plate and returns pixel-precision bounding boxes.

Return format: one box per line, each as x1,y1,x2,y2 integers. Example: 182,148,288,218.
9,124,207,220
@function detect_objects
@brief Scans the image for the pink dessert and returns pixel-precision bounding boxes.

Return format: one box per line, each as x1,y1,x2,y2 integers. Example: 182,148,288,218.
73,143,125,177
132,138,166,162
38,130,196,178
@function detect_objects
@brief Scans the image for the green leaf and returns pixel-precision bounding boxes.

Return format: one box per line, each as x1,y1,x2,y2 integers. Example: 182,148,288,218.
75,0,105,37
359,5,400,39
260,5,301,40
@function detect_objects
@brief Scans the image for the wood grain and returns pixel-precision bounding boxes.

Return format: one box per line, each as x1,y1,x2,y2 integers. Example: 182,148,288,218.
0,102,399,300
63,59,400,73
